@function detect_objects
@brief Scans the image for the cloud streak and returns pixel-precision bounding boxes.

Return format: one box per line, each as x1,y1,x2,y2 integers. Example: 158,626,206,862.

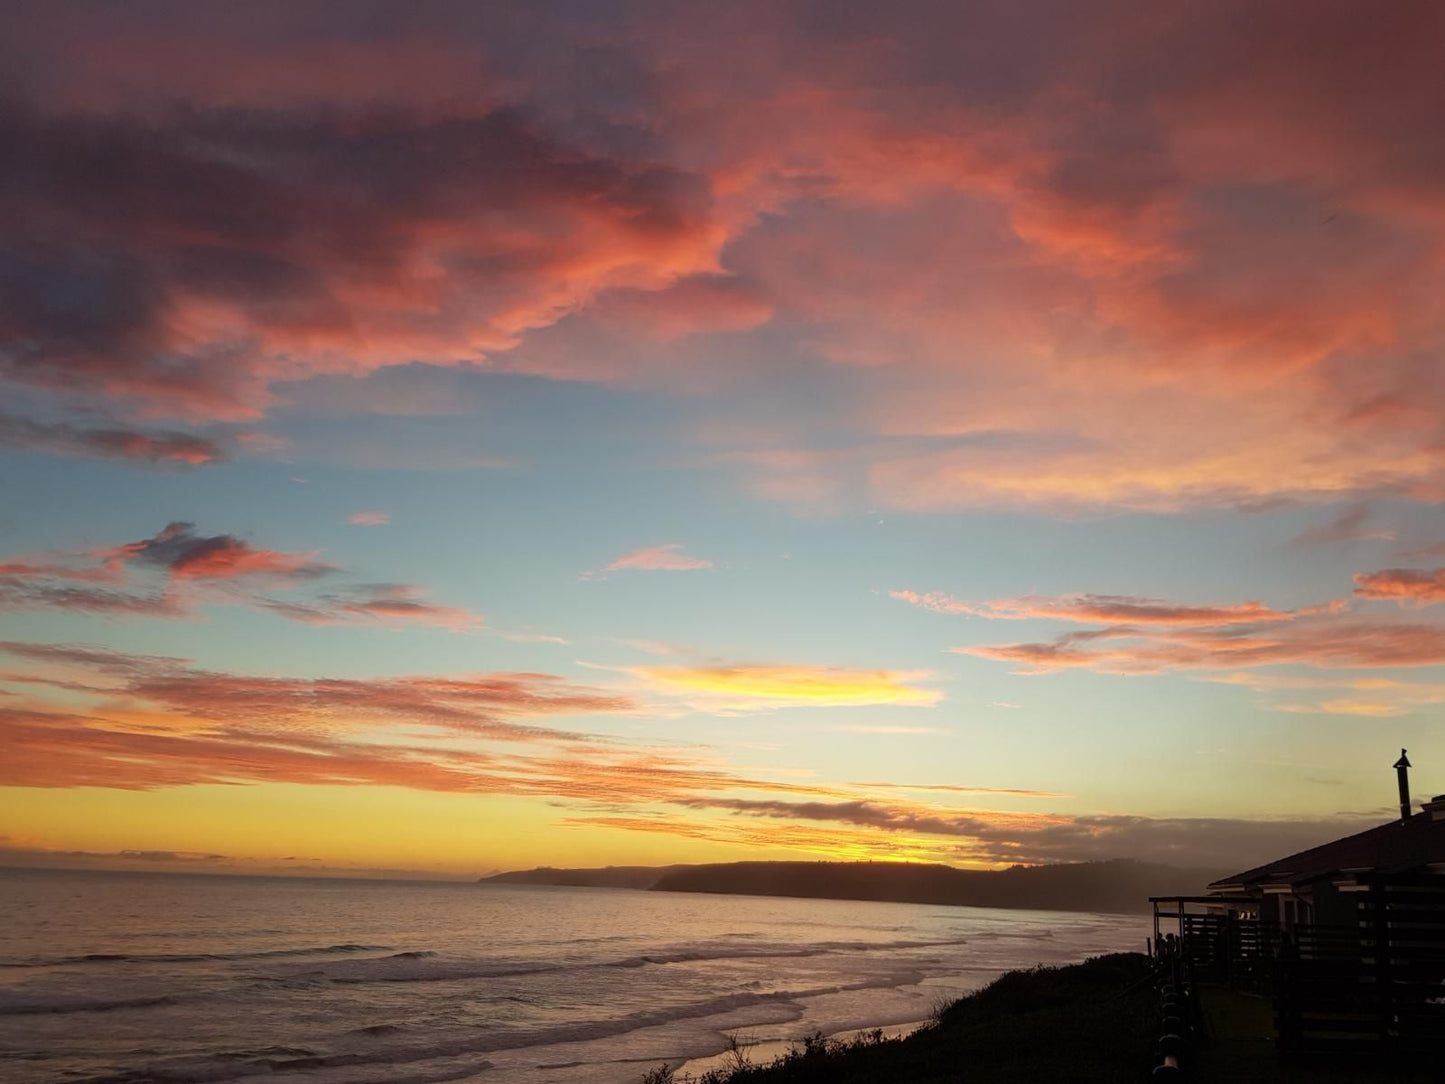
0,524,479,629
256,584,481,630
924,570,1445,687
1289,504,1394,548
958,620,1445,675
584,544,714,580
892,589,1290,626
0,413,222,466
1353,567,1445,606
2,639,1410,869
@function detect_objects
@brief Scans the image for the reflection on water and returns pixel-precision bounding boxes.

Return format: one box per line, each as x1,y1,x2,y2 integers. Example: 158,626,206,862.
0,868,1147,1084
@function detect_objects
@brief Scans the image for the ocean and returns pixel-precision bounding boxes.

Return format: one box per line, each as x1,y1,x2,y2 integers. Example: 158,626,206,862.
0,868,1148,1083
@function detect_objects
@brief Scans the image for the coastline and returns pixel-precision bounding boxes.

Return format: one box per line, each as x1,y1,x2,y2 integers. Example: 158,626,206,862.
641,953,1156,1084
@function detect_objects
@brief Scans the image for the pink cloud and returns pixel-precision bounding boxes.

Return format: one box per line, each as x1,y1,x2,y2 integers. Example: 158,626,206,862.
0,97,725,422
1353,567,1445,606
959,619,1445,675
115,522,334,582
892,589,1290,626
3,2,1445,513
0,637,1397,868
257,584,482,631
347,511,391,526
602,544,713,574
0,524,476,629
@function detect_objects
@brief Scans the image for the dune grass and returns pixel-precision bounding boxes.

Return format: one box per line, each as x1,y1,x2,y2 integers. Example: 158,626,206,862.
643,952,1157,1084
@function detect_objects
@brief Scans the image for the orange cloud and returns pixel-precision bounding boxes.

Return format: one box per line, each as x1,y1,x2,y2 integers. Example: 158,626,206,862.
1353,567,1445,606
959,619,1445,675
0,643,890,829
1201,669,1445,719
892,589,1290,626
257,584,481,631
347,511,390,526
0,642,1389,869
1272,700,1406,718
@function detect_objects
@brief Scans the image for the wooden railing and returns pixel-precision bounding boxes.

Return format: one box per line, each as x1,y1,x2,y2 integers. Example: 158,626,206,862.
1166,878,1445,1059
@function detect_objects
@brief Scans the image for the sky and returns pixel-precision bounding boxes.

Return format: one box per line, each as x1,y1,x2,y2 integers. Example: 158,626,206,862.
2,0,1444,880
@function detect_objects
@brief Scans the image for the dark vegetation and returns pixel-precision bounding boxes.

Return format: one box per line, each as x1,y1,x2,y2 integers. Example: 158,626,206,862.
483,859,1223,914
641,953,1157,1083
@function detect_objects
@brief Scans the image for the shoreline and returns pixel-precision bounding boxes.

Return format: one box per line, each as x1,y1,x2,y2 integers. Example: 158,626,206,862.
638,953,1156,1084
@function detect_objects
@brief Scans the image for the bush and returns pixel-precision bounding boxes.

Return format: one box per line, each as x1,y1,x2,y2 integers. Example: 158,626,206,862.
641,953,1155,1084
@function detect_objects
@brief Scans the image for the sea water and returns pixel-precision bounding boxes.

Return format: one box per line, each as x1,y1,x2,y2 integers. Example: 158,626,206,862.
0,868,1148,1083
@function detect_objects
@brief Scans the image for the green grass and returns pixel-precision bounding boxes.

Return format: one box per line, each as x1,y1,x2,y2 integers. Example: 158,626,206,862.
643,953,1158,1084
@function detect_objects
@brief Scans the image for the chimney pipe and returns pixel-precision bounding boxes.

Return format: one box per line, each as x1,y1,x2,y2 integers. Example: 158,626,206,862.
1394,749,1412,822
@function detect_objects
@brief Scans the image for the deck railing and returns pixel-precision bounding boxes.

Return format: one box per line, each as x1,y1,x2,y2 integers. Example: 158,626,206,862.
1160,878,1445,1058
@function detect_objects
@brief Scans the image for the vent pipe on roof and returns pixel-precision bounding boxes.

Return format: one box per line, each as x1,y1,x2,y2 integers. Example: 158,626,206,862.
1394,749,1412,822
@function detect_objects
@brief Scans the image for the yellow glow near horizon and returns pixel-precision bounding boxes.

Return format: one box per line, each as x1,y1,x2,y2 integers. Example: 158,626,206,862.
632,664,940,707
0,784,854,876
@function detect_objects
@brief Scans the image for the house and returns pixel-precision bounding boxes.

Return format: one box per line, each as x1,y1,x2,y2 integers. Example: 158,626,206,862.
1149,753,1445,1057
1206,750,1445,929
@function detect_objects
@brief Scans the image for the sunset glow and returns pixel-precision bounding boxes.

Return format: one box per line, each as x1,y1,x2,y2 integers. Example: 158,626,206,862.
3,0,1443,881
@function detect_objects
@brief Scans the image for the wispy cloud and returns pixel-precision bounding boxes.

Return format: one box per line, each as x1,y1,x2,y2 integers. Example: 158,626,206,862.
255,584,481,630
347,511,391,526
571,802,1390,871
616,639,681,657
829,723,945,735
958,620,1445,675
939,568,1445,684
892,589,1290,626
1400,541,1445,559
1289,504,1394,548
1204,671,1445,718
1272,700,1407,718
0,524,478,629
852,781,1068,799
584,544,713,580
0,413,223,467
1,640,1399,870
497,630,571,645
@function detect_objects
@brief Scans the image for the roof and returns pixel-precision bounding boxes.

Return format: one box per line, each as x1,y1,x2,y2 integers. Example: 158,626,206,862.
1209,810,1445,892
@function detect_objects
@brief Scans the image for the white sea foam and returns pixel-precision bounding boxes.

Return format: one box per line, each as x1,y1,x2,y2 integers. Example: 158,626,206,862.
0,869,1148,1084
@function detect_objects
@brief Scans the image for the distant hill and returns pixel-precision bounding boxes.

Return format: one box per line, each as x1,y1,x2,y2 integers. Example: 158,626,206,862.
479,859,1224,914
481,864,684,890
